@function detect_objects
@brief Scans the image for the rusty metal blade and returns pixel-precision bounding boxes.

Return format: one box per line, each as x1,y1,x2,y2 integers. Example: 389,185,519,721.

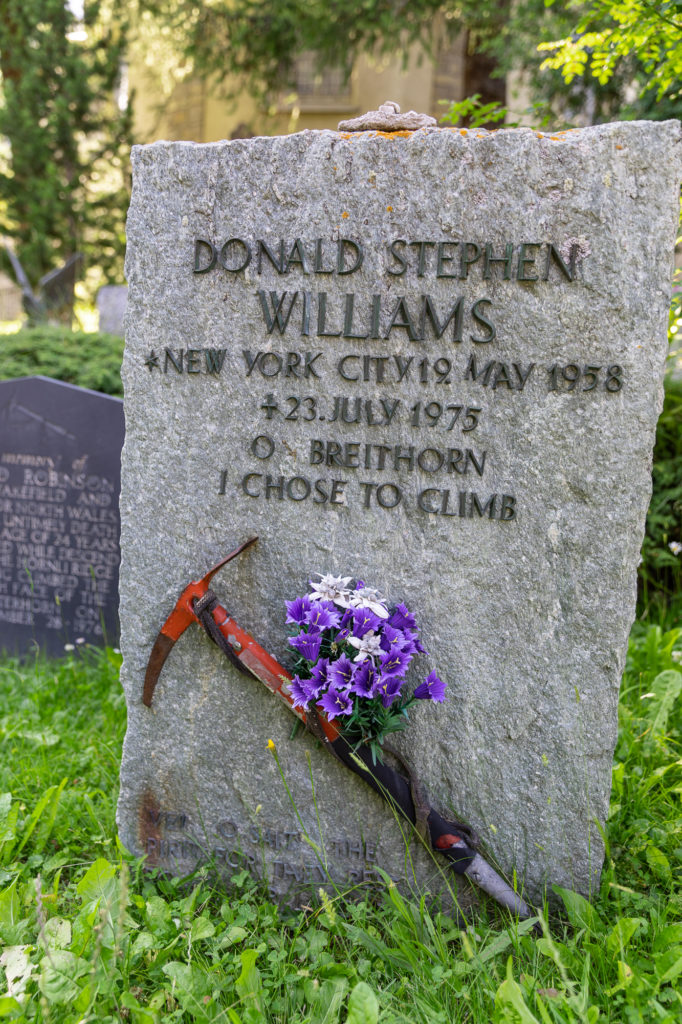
202,536,258,588
142,537,259,708
143,633,176,707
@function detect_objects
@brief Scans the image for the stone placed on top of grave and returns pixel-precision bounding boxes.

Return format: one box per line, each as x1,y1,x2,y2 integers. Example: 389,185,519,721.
338,100,437,132
117,117,682,906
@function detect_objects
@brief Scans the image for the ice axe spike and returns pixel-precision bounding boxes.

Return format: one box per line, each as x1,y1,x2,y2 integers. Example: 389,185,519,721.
142,536,259,707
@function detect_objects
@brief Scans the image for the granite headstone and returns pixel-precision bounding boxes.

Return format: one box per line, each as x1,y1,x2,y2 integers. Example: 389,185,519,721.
0,376,123,656
117,121,681,904
98,285,128,336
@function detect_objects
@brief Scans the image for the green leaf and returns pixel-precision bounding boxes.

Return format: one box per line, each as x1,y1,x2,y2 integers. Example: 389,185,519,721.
654,948,682,988
606,959,635,996
190,915,215,941
0,996,22,1017
16,779,67,856
131,930,156,958
309,977,348,1024
0,800,18,864
121,990,156,1024
553,885,604,934
40,917,72,950
38,950,88,1005
646,846,673,885
76,857,117,904
0,795,12,824
162,961,214,1019
0,878,20,928
145,893,174,937
606,917,645,955
654,924,682,952
218,924,248,948
345,981,379,1024
495,958,542,1023
236,948,264,1020
0,944,33,997
477,919,540,965
644,670,682,748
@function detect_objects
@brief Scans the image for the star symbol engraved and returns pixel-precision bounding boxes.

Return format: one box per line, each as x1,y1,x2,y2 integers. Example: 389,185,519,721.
145,350,160,371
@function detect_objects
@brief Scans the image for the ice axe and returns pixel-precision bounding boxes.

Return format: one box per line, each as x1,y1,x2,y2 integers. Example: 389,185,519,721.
142,537,533,920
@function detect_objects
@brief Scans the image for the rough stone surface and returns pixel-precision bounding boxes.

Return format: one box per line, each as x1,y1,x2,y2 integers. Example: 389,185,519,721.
97,284,128,335
118,122,681,904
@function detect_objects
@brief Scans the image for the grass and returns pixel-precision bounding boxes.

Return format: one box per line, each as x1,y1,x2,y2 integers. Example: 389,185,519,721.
0,622,680,1023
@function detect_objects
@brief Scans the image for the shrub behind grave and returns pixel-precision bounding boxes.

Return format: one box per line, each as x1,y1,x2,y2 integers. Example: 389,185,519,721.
639,374,682,613
0,325,123,396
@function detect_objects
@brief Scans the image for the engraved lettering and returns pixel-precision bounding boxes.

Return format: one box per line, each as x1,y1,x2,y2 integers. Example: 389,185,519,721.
194,238,217,273
258,290,299,334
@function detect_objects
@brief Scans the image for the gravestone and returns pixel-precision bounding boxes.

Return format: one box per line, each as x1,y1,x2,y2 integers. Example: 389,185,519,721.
0,376,123,656
98,285,128,336
117,120,681,904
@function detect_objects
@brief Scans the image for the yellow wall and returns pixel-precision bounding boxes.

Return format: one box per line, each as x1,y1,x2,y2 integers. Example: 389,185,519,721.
130,35,470,145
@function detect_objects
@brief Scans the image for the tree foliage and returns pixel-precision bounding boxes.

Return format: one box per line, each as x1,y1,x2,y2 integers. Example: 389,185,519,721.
134,0,501,103
539,0,682,99
135,0,682,129
0,0,131,291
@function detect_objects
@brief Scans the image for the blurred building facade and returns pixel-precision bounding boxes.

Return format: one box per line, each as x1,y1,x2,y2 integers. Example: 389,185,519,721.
130,29,509,143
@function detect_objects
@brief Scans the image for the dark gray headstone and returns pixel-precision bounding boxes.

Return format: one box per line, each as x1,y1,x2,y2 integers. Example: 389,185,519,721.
0,376,123,656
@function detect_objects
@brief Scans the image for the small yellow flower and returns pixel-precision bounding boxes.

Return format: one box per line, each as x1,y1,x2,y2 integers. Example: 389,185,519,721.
267,739,276,752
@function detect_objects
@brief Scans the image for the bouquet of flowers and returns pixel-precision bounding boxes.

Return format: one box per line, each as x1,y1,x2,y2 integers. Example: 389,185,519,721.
285,574,446,763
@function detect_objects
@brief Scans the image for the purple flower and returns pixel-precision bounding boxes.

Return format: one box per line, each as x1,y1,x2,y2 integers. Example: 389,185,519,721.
389,603,417,632
304,601,342,630
318,686,354,720
285,595,311,626
379,623,410,653
372,674,405,708
350,660,375,696
328,654,355,690
350,607,383,638
288,630,322,662
404,628,428,655
379,647,412,678
333,608,354,642
413,671,447,703
290,675,318,709
310,657,330,690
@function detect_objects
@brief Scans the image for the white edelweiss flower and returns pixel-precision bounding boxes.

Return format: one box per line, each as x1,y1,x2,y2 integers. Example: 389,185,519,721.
348,586,389,619
64,643,75,651
309,573,354,606
668,541,682,555
672,650,682,663
348,630,384,662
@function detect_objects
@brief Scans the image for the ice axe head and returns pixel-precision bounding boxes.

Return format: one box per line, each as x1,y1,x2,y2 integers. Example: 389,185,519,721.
142,536,258,707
